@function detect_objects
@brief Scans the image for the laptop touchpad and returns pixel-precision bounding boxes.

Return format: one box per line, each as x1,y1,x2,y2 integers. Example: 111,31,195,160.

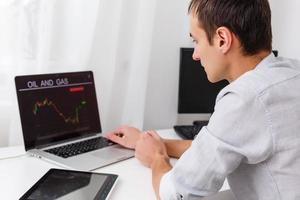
92,148,125,160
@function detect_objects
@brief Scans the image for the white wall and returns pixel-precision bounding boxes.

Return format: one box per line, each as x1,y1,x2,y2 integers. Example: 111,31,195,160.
89,0,158,132
143,0,193,130
270,0,300,60
143,0,300,130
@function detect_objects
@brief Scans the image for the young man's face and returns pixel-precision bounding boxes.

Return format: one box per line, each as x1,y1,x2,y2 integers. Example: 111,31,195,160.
189,14,227,83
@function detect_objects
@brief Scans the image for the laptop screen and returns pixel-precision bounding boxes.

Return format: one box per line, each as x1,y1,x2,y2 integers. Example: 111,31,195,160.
15,71,101,150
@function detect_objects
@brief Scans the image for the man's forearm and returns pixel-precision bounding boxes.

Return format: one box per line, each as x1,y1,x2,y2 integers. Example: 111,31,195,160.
151,154,172,200
163,139,192,158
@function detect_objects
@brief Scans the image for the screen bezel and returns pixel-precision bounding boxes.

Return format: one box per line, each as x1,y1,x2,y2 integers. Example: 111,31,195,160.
19,168,118,200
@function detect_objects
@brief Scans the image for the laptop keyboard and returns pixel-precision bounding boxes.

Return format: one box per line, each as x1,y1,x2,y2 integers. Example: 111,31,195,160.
45,137,115,158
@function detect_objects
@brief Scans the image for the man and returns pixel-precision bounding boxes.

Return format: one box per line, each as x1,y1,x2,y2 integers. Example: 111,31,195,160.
107,0,300,199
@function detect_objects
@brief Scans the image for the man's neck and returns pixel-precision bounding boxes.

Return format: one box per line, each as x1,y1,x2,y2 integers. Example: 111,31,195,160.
227,50,271,82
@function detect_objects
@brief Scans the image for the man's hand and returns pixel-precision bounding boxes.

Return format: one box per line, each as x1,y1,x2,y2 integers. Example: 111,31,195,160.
135,130,169,168
105,126,142,149
135,130,172,199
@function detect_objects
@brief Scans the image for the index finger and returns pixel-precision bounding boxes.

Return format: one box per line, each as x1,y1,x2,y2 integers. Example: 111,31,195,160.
146,130,161,140
106,132,126,145
105,126,124,137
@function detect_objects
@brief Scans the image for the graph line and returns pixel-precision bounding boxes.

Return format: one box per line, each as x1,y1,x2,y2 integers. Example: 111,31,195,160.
33,98,87,124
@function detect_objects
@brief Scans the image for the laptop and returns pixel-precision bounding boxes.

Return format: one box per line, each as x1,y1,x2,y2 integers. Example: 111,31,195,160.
15,71,134,171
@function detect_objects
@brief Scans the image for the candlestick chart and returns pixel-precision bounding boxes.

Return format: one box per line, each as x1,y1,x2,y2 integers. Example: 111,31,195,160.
32,98,87,125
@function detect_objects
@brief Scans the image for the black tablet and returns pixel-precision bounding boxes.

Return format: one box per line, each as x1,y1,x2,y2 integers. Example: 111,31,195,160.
19,168,118,200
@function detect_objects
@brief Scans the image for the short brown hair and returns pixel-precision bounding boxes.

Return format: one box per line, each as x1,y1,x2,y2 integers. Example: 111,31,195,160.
188,0,272,55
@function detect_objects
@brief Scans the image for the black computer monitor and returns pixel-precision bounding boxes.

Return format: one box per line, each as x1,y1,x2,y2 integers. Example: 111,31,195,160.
178,48,228,114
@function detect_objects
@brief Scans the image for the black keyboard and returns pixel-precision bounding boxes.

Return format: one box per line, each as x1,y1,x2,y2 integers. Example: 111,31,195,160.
173,125,202,139
173,120,208,140
45,137,115,158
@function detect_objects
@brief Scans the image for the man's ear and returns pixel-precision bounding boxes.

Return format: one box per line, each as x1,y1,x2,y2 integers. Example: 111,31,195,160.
214,26,232,54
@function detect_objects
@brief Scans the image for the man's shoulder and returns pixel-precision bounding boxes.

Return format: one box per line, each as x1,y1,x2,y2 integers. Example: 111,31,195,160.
216,73,262,104
218,56,300,102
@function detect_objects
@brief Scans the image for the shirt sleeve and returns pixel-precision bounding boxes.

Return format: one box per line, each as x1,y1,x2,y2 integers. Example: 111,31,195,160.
159,89,273,200
160,170,180,200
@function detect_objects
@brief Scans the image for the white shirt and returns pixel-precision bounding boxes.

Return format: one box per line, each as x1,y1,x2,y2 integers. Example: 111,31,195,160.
160,54,300,200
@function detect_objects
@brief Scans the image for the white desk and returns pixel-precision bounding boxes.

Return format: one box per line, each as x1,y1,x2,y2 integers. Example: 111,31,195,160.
0,129,230,200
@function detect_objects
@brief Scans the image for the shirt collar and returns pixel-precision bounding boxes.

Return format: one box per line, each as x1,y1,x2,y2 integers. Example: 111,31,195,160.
254,53,276,70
